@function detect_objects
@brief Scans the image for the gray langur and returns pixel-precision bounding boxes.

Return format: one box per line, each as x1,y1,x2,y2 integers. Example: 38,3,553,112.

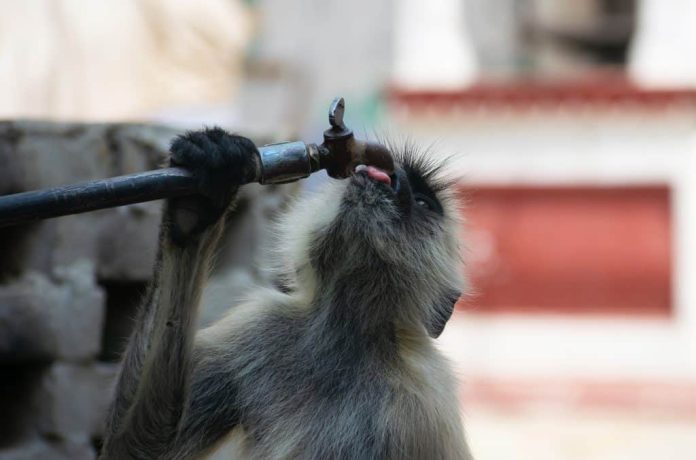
99,128,473,459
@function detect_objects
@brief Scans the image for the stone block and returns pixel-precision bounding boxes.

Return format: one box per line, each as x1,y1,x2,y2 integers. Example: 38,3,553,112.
32,362,119,441
96,202,161,281
0,262,105,362
0,122,177,280
0,438,95,460
104,123,172,174
0,122,112,193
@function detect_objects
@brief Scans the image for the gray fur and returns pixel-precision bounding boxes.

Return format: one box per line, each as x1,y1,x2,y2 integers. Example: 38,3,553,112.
100,134,473,460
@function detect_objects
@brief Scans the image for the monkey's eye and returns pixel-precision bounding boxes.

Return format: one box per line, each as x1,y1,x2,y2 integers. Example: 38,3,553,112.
414,193,438,212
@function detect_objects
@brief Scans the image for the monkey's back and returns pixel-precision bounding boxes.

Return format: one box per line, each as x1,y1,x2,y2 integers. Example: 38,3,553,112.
197,299,469,459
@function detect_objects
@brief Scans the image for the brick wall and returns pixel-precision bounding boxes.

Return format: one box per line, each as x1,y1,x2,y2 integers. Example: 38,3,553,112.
0,122,296,458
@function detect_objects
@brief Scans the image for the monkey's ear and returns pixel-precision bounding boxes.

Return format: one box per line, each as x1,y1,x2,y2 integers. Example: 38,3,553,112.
426,289,460,338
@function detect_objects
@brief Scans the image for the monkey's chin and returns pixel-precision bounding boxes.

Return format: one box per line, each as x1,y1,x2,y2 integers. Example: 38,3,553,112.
330,178,402,254
343,174,399,215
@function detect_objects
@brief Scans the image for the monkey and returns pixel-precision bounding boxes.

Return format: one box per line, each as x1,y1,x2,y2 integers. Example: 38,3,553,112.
99,127,473,459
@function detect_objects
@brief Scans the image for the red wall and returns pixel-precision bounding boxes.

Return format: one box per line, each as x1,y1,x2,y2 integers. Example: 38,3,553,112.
460,186,672,316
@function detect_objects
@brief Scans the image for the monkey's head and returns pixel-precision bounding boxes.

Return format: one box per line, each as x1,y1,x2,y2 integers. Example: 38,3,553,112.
276,143,465,337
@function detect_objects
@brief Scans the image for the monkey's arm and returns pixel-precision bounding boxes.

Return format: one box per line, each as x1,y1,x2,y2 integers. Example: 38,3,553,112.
100,129,258,459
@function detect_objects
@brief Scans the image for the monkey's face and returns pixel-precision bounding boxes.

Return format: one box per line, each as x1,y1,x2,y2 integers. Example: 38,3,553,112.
279,146,464,335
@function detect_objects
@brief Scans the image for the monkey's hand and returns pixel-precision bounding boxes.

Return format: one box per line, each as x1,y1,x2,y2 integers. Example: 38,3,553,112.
166,127,259,244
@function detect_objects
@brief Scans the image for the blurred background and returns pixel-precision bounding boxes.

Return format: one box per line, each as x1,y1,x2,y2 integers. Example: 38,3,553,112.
0,0,695,459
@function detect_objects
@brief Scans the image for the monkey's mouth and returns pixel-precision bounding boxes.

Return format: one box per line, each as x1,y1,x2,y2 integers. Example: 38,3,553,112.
353,164,399,192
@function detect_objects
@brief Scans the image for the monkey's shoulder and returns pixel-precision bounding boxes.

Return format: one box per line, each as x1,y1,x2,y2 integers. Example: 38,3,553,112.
193,301,467,458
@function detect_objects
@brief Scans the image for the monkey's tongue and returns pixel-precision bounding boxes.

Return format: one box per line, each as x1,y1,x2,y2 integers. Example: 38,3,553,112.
355,164,392,186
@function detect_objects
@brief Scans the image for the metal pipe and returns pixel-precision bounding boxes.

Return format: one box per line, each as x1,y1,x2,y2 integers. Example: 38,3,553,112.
0,97,394,228
0,167,195,228
0,141,323,228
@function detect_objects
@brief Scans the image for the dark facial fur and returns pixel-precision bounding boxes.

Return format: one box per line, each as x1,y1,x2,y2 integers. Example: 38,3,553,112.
277,144,465,338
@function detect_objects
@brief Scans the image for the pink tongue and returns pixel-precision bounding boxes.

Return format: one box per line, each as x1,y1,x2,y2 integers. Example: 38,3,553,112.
365,165,392,186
